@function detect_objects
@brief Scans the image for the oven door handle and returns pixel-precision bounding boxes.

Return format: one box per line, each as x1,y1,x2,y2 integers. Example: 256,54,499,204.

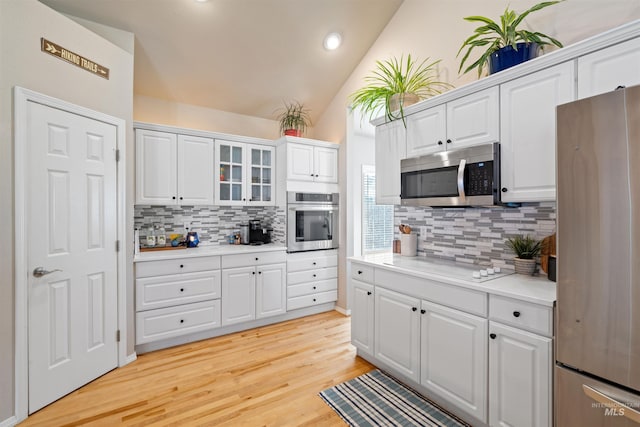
457,159,467,202
289,206,336,211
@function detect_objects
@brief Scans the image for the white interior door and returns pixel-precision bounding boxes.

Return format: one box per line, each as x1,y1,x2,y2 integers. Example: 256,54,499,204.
26,101,118,413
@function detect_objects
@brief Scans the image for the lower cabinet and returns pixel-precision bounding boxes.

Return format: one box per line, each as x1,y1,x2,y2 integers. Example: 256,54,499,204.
489,321,552,427
256,263,287,319
374,287,420,382
421,301,487,422
287,250,338,310
351,279,374,356
221,266,256,325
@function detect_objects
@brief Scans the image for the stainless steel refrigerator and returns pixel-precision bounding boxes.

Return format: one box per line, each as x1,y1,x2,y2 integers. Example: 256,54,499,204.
556,86,640,426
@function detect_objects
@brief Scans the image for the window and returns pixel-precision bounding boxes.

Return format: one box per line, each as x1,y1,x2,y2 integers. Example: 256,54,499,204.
362,165,393,253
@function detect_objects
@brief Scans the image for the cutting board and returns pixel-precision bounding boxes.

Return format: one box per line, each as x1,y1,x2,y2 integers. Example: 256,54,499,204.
540,233,556,273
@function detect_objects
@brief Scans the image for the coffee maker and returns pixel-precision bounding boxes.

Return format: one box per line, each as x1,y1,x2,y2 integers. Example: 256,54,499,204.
249,220,272,245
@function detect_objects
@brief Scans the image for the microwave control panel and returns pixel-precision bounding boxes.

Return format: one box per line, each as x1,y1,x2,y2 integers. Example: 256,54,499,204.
466,161,494,196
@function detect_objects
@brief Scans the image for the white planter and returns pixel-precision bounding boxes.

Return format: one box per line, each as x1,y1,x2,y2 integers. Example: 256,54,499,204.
400,233,417,257
514,257,536,275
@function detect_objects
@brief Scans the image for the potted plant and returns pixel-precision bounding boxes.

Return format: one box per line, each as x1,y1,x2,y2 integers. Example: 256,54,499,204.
277,101,311,137
349,54,452,126
457,1,564,77
506,234,543,275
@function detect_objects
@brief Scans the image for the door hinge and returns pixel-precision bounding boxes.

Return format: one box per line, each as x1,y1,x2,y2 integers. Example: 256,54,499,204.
116,330,121,342
116,240,120,252
115,149,120,162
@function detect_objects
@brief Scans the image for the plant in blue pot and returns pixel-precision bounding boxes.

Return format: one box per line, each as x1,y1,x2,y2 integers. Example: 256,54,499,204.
457,1,564,77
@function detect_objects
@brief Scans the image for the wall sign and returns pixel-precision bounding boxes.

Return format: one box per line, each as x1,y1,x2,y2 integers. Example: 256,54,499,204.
41,38,110,80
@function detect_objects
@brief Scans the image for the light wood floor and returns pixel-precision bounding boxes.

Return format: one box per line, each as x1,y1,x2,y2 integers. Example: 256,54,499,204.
20,311,374,427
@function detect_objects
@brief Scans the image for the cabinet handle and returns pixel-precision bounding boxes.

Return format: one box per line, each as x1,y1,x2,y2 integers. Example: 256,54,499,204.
446,139,452,144
513,311,521,318
367,291,372,295
252,271,256,275
255,257,259,261
437,140,443,145
313,298,317,302
313,262,317,266
310,174,314,177
180,319,185,324
179,196,183,200
258,271,262,274
412,307,417,312
501,187,508,193
180,288,184,292
490,333,497,339
315,174,319,177
421,309,426,314
172,196,176,200
357,270,363,274
313,286,317,290
180,264,184,268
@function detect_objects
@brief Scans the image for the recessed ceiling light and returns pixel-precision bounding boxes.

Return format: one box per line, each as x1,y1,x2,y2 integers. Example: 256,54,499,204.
323,32,342,51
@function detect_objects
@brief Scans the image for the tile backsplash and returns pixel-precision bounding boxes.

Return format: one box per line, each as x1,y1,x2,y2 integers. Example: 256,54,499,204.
134,205,286,245
394,202,556,269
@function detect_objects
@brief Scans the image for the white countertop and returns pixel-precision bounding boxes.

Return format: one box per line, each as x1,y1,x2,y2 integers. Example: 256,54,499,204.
134,243,287,262
349,253,556,307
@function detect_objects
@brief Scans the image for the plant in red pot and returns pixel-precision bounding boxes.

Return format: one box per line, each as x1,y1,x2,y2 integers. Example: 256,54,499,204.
277,101,311,137
457,1,564,77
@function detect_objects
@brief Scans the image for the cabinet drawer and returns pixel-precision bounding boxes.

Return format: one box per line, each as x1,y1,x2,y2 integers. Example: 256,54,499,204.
288,267,337,285
136,270,221,311
287,251,338,272
136,255,221,278
489,295,552,336
222,250,286,268
287,290,337,311
351,263,374,283
288,279,337,298
136,300,221,344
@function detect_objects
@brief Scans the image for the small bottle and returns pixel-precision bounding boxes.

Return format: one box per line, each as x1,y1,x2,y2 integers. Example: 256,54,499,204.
146,225,156,247
157,225,166,247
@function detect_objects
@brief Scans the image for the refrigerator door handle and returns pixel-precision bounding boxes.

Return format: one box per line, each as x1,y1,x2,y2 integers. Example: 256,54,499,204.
582,384,640,423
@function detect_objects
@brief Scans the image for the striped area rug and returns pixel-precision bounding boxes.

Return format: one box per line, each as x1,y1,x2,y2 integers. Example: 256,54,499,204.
319,369,470,427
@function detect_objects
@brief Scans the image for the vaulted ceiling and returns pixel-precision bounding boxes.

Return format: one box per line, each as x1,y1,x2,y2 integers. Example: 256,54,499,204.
40,0,404,123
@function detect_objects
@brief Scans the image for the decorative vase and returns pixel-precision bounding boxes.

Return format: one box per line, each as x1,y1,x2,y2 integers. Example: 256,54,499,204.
513,257,536,275
489,42,539,74
284,129,302,137
388,93,420,114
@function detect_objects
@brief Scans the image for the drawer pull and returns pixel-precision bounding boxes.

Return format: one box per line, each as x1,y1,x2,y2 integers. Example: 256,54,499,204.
313,274,317,278
421,309,426,314
255,257,259,261
358,270,363,274
180,288,184,292
180,319,185,324
490,333,497,339
313,298,317,302
412,307,417,312
313,262,317,266
367,291,372,296
313,286,317,290
252,271,256,275
513,311,521,318
180,264,184,268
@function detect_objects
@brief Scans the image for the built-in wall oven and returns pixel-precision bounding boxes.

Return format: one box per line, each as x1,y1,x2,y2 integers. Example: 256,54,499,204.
287,192,339,252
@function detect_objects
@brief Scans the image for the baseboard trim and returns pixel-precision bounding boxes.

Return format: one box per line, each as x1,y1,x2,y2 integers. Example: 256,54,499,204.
0,415,17,427
124,352,137,365
334,305,351,316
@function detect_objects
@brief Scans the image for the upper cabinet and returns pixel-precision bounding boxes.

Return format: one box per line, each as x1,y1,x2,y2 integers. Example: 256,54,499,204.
287,143,338,183
375,120,406,205
500,62,575,203
406,87,499,157
136,129,214,205
578,37,640,99
215,140,274,206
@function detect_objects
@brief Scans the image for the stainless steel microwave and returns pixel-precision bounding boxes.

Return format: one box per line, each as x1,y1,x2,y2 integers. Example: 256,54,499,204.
400,143,500,207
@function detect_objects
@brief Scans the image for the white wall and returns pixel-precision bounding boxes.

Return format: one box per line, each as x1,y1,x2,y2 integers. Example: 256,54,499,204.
134,95,285,140
315,0,640,312
0,0,134,421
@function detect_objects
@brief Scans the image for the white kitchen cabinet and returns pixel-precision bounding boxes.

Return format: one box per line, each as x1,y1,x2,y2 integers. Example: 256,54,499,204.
136,130,214,205
256,262,286,319
500,61,575,202
351,262,375,357
489,321,552,427
578,37,640,99
420,300,488,423
374,287,420,382
215,140,275,206
406,87,499,157
287,143,338,183
221,251,287,325
375,120,406,205
286,250,338,311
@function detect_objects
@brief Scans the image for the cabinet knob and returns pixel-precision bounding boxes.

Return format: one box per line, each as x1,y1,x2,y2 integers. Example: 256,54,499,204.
172,196,176,200
310,174,314,177
252,271,256,275
446,139,452,144
421,309,426,314
180,319,185,324
179,196,183,200
243,198,246,201
437,140,443,145
501,187,508,193
313,262,317,266
315,174,319,177
357,270,363,274
313,298,317,302
180,288,184,292
255,257,259,261
513,311,521,318
412,307,417,312
313,286,317,290
490,333,497,339
313,274,317,278
180,264,184,268
367,291,372,296
258,271,262,274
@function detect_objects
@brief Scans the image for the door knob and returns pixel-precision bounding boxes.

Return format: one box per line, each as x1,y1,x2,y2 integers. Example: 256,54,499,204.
33,267,62,278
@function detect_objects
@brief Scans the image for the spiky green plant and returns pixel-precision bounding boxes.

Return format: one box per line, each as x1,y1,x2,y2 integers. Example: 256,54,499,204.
457,1,564,77
349,54,452,125
276,101,311,136
506,235,543,259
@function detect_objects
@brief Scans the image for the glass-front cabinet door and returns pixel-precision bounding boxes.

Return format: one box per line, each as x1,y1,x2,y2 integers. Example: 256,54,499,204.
215,140,246,205
248,144,274,206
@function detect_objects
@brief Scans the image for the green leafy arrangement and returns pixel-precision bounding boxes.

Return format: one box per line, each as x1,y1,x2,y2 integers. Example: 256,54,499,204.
276,101,311,136
506,235,543,259
457,1,564,77
349,54,452,125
